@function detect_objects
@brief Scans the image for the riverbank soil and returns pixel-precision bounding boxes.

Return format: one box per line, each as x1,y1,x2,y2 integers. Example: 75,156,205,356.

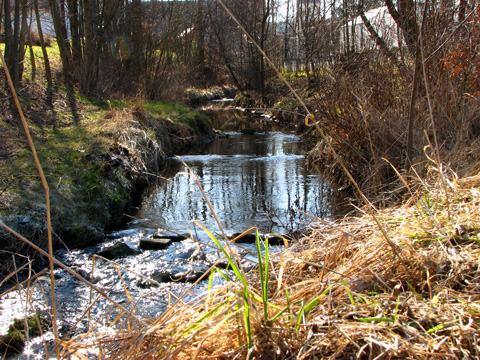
0,82,215,282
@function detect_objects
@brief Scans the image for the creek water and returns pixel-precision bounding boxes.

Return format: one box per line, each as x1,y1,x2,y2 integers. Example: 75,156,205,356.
0,105,346,358
137,131,341,235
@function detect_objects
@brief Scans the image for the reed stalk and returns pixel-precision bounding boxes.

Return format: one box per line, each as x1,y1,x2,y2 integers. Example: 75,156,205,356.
0,48,59,359
216,0,405,265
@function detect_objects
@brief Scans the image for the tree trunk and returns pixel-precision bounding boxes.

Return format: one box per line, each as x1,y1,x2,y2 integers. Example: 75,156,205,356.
458,0,467,22
68,0,82,66
3,0,13,82
12,0,20,87
17,0,29,81
343,0,350,53
82,0,96,90
384,0,418,56
34,0,52,84
195,0,206,79
406,48,422,168
27,26,36,81
49,0,71,82
358,2,397,61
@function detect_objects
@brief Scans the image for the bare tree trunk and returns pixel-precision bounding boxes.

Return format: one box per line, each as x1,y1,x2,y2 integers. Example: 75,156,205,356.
49,0,72,82
82,0,95,90
406,48,421,168
459,0,467,22
3,0,13,80
385,0,418,56
331,0,335,55
358,1,398,61
17,0,29,81
68,0,82,67
406,0,428,169
213,22,242,90
195,0,206,79
34,0,52,84
12,0,20,87
343,0,350,53
284,0,290,64
27,17,36,81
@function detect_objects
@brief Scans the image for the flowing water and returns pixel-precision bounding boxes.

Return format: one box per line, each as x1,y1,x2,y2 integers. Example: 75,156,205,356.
138,131,342,235
0,105,347,358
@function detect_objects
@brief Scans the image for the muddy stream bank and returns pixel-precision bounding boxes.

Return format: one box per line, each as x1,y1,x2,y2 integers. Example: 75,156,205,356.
0,103,347,358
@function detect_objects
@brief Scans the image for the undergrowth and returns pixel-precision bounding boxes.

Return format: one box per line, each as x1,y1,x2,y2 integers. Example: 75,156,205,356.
58,166,479,359
1,6,480,359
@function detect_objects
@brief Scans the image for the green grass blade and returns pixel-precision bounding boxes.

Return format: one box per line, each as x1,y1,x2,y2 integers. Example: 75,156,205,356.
242,291,252,348
255,229,269,321
427,323,448,333
214,267,230,282
296,284,333,329
394,296,400,322
265,233,269,301
207,267,215,304
250,294,283,311
194,220,247,287
194,221,252,347
357,316,395,323
342,279,356,306
182,298,232,335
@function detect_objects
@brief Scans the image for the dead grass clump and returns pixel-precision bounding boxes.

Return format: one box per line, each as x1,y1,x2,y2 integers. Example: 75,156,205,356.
60,169,479,359
184,86,236,107
88,107,166,180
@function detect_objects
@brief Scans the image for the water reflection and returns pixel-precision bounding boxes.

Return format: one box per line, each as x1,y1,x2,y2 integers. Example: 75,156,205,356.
138,132,343,235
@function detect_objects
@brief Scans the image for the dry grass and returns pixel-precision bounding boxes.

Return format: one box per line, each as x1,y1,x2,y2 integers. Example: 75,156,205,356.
58,167,479,359
2,7,480,357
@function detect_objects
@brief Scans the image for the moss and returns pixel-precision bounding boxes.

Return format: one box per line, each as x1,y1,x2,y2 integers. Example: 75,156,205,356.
273,98,303,124
143,101,191,118
142,100,214,139
0,312,50,356
0,330,25,356
178,112,213,137
10,312,51,338
233,92,256,109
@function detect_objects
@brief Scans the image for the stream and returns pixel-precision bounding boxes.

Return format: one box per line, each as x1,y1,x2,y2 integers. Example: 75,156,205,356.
0,104,347,358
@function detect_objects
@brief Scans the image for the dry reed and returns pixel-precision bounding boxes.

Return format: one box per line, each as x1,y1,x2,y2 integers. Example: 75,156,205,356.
59,168,479,359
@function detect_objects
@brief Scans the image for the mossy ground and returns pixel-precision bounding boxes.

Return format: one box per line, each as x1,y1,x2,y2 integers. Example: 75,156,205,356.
0,43,215,276
0,312,50,356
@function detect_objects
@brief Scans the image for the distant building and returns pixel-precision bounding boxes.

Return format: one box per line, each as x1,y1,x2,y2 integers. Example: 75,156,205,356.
340,6,400,52
284,5,401,71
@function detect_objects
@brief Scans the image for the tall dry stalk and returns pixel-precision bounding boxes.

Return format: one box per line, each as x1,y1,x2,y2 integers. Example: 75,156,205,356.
0,47,60,358
217,0,405,264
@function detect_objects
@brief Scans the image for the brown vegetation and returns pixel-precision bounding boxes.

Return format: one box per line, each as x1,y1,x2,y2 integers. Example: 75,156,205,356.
2,0,480,359
59,170,479,359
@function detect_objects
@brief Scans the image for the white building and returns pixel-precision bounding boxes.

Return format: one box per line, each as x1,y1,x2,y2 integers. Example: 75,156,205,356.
340,6,401,52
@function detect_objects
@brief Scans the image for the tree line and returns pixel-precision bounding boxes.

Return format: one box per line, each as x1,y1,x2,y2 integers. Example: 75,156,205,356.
0,0,477,102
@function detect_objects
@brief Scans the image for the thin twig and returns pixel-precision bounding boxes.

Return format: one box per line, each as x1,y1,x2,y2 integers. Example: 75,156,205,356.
216,0,405,266
419,0,451,222
0,268,48,298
